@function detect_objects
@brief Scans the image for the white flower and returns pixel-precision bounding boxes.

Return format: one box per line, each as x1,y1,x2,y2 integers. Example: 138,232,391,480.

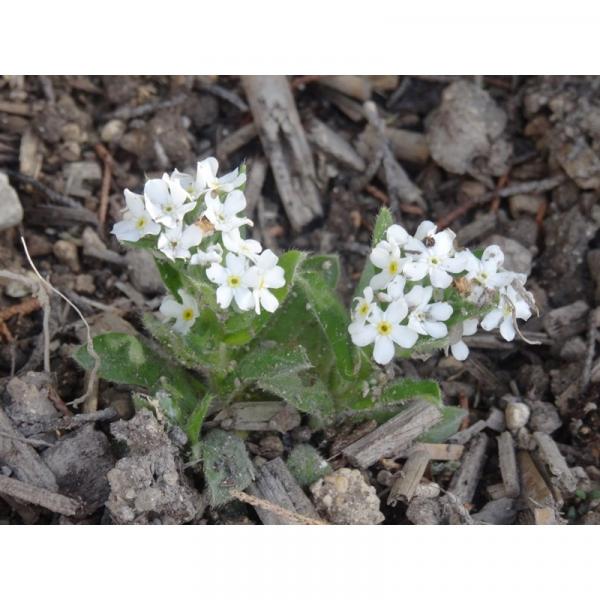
405,285,453,339
157,223,203,261
206,253,254,311
403,221,465,288
352,286,376,323
196,157,246,200
348,299,418,365
159,290,199,335
190,244,223,266
464,245,514,299
144,175,196,228
369,241,406,290
242,250,286,314
203,190,252,232
222,228,262,261
449,318,478,361
480,285,532,341
112,189,161,242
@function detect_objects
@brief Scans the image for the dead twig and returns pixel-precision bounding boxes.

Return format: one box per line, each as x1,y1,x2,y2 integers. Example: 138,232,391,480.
197,81,249,112
104,93,187,120
0,474,80,516
95,143,114,228
230,489,326,525
437,174,566,230
364,184,425,216
20,237,100,409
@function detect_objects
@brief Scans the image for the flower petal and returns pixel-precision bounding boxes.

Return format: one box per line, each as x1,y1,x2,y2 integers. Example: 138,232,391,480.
206,263,227,285
391,325,418,348
373,336,395,365
415,220,436,240
384,299,408,323
223,189,246,216
429,267,453,289
451,340,469,361
370,246,390,269
216,285,234,309
234,287,254,311
160,297,182,319
481,309,503,331
403,260,428,282
428,302,453,321
423,320,448,339
258,289,279,313
350,323,377,347
499,317,515,341
462,318,478,336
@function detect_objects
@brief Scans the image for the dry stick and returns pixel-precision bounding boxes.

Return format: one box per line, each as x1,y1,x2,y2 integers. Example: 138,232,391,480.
230,489,327,525
0,430,54,449
0,474,80,516
20,237,100,408
437,174,566,230
95,143,114,228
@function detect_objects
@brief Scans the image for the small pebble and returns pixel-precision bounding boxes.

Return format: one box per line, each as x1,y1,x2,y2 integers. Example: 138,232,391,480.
74,274,96,294
258,435,284,459
101,119,126,143
53,239,80,272
505,401,531,431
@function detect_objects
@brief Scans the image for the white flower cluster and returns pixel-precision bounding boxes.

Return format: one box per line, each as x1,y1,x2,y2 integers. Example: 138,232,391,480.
348,220,535,365
111,157,286,335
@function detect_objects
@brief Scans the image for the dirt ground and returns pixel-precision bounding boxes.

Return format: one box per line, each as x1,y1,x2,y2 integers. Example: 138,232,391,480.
1,75,599,524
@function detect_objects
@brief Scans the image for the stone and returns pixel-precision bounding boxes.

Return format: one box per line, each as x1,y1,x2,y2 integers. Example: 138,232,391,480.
100,119,126,143
258,435,284,459
406,497,442,525
426,81,509,176
528,400,562,434
42,424,115,515
125,249,164,295
106,410,203,524
505,402,531,431
74,273,96,294
53,239,80,272
310,468,384,525
0,172,23,231
509,194,544,218
5,372,59,425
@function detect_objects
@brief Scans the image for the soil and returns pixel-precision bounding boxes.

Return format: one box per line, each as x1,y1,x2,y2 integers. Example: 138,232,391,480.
1,75,599,524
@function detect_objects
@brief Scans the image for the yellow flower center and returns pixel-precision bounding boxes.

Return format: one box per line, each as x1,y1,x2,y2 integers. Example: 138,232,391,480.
135,217,147,230
388,261,399,275
227,275,241,288
376,321,392,336
182,308,195,321
358,302,370,317
430,256,440,265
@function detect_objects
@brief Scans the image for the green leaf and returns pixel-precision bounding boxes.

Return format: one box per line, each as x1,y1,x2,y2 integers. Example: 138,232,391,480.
223,250,305,345
185,392,214,444
201,429,255,507
235,345,312,381
302,254,341,289
73,333,164,388
418,406,467,443
258,370,335,420
154,257,184,299
381,378,442,407
355,207,393,297
287,444,332,487
296,269,358,379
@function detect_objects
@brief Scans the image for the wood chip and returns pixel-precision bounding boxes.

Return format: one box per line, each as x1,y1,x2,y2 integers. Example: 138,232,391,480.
448,419,487,445
242,76,323,231
306,117,366,171
319,76,372,101
213,401,300,433
517,450,558,515
0,406,58,491
386,128,430,164
532,432,578,495
247,457,320,525
448,433,489,504
396,442,464,461
388,449,431,506
498,431,520,498
0,474,81,516
342,400,442,469
216,122,258,161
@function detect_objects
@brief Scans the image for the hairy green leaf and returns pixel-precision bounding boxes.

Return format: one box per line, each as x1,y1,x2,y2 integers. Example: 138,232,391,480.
201,429,255,507
186,392,214,444
287,444,332,487
73,333,164,388
154,257,184,299
418,406,467,443
302,254,341,289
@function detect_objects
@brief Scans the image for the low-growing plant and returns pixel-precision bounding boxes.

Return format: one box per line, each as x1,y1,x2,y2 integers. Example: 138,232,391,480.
74,157,536,503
